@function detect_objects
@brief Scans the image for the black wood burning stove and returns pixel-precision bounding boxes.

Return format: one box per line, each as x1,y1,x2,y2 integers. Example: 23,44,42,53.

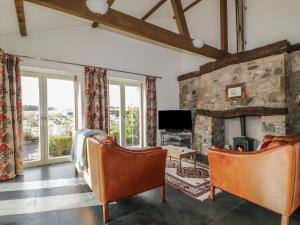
233,116,254,151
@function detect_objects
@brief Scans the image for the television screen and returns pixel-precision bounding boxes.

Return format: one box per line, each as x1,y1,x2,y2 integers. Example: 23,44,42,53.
158,110,192,130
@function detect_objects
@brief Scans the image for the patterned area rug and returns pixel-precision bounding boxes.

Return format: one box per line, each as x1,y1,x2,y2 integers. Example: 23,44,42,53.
165,158,214,201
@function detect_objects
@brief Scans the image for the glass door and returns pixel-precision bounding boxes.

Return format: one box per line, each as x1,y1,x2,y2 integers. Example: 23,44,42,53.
22,75,43,166
22,72,78,166
109,84,121,144
124,85,142,147
46,77,77,163
108,80,143,148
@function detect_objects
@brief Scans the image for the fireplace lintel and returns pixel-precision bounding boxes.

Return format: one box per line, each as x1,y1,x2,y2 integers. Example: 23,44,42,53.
196,107,288,119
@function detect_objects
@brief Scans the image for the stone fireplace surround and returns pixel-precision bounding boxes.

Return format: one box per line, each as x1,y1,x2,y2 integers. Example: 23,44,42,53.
178,40,300,155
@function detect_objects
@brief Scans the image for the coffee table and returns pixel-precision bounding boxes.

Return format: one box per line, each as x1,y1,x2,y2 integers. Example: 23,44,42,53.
163,146,197,172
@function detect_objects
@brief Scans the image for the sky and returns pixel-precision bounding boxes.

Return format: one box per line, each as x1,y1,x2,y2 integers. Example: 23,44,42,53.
109,84,141,108
22,76,75,110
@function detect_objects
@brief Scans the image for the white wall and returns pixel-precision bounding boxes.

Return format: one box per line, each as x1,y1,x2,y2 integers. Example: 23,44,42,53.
0,25,182,109
0,25,184,145
245,0,300,50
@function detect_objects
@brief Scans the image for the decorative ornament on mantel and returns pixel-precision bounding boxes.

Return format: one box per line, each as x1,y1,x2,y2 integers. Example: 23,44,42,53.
193,39,206,48
86,0,109,14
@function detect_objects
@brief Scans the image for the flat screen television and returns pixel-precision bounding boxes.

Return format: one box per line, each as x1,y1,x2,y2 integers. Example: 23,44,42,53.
158,110,192,130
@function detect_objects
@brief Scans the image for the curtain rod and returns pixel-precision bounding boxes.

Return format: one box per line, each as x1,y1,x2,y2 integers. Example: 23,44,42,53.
9,53,162,79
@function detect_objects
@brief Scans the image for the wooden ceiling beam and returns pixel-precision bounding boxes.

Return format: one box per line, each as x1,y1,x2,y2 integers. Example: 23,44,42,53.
172,0,202,19
183,0,202,12
220,0,228,51
141,0,167,21
14,0,27,37
92,0,115,28
24,0,227,59
171,0,190,38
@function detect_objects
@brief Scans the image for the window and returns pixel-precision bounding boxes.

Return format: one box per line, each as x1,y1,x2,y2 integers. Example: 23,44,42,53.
109,80,144,148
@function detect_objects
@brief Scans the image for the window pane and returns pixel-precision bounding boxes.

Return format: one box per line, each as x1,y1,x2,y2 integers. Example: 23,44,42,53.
109,84,121,143
22,76,41,162
47,79,75,158
125,85,141,147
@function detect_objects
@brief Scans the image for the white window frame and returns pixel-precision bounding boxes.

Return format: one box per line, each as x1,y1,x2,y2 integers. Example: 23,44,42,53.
108,78,145,148
21,68,79,167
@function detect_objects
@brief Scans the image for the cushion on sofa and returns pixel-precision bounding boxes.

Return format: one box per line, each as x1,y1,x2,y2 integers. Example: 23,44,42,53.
262,140,288,150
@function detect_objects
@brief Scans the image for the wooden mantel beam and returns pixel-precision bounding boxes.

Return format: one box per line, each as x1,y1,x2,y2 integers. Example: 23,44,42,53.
171,0,190,38
141,0,167,21
92,0,115,28
220,0,228,51
196,107,288,119
24,0,227,59
14,0,27,37
177,40,292,81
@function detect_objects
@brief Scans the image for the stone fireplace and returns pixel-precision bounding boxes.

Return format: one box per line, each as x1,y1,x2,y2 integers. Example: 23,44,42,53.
178,41,300,155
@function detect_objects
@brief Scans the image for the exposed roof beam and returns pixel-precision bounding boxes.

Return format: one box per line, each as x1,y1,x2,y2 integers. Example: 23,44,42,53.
171,0,190,38
92,0,115,28
173,0,202,19
24,0,227,59
141,0,167,21
14,0,27,36
220,0,228,51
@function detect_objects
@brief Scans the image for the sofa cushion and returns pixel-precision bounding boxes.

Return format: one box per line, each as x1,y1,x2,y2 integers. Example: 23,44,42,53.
260,140,272,150
263,140,288,150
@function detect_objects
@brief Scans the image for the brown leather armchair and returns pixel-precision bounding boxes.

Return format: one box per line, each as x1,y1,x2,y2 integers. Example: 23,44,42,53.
208,134,300,225
82,136,167,223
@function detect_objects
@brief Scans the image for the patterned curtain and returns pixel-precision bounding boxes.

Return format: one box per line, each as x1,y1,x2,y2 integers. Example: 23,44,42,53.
0,52,23,181
146,76,157,147
84,66,109,133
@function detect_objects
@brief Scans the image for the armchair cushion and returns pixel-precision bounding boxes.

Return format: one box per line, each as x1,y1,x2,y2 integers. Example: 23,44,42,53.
262,140,288,150
259,140,272,150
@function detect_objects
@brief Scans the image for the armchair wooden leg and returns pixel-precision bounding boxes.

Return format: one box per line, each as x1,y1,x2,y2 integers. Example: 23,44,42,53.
103,204,109,223
210,185,215,201
160,185,165,202
281,215,289,225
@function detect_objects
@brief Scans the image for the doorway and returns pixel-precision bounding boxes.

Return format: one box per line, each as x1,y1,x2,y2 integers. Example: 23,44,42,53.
22,72,78,167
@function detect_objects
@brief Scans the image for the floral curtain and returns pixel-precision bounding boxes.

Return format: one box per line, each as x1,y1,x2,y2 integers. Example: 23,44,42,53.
0,52,23,181
146,76,157,147
84,66,109,133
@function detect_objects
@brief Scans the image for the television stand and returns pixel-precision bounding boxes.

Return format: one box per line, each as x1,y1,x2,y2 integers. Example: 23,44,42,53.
160,130,192,148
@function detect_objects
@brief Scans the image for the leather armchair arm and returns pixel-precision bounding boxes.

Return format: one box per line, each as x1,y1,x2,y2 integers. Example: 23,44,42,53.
208,146,295,215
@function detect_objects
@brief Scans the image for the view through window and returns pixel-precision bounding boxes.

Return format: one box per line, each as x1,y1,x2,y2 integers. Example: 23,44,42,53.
109,81,143,148
22,73,77,165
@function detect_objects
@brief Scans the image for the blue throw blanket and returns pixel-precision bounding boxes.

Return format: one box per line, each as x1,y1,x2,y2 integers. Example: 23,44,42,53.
71,129,106,172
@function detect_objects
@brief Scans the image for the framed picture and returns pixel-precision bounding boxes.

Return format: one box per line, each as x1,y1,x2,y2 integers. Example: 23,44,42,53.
225,83,246,101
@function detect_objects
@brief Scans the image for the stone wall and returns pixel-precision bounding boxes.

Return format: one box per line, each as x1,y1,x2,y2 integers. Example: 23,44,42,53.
179,52,300,155
193,115,224,155
287,51,300,133
180,54,287,111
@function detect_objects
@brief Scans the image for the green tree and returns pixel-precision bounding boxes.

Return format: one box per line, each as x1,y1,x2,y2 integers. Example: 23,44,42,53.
125,106,139,146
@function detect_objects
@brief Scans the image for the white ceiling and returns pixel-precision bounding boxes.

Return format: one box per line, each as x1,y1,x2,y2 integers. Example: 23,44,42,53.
0,0,198,36
112,0,197,19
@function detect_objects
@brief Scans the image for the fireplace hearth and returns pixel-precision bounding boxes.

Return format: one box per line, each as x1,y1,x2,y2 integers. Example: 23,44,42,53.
233,116,254,151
